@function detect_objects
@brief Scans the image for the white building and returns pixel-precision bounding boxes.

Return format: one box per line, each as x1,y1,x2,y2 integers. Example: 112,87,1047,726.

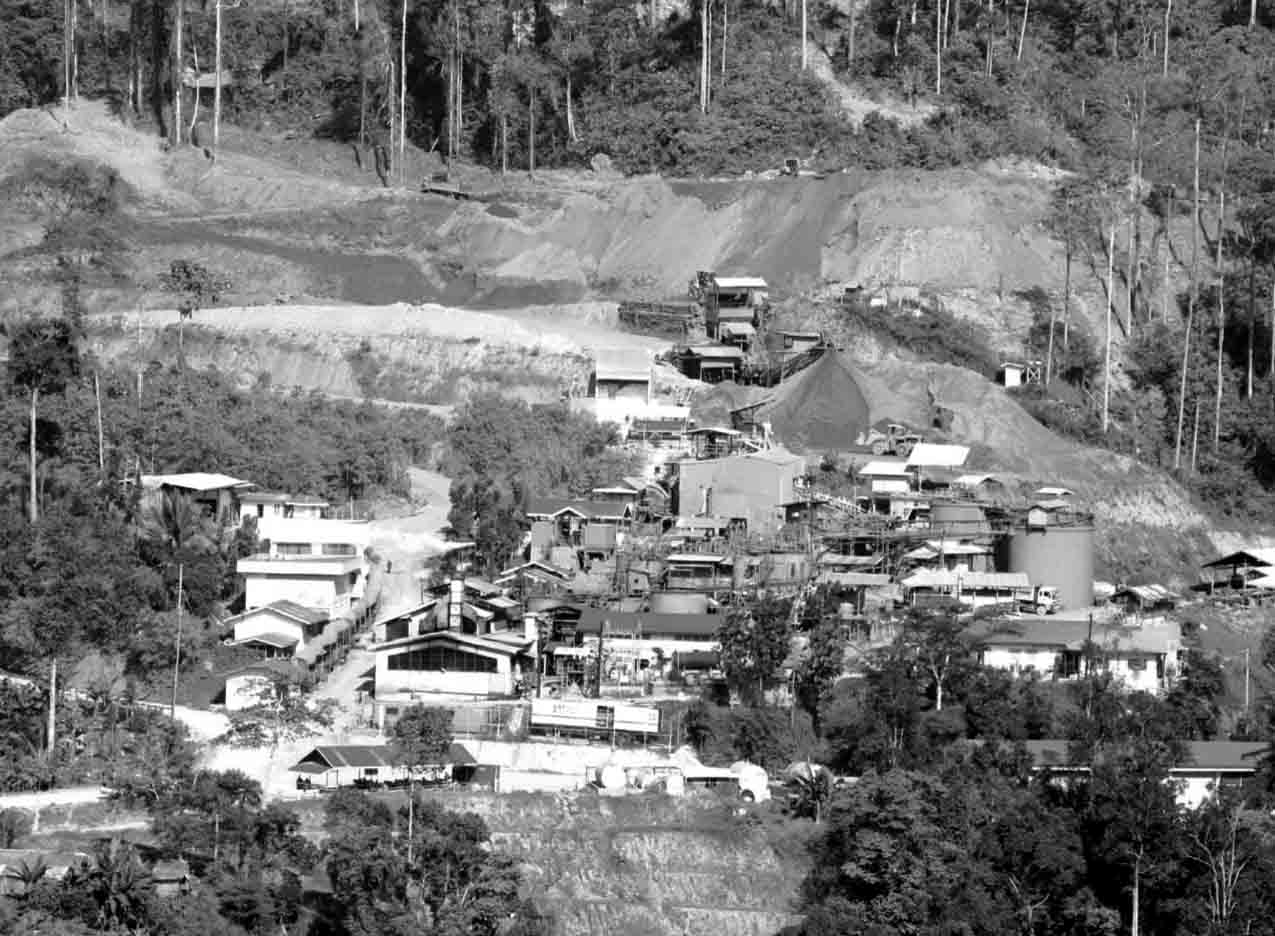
237,552,365,616
977,617,1182,695
1024,740,1265,809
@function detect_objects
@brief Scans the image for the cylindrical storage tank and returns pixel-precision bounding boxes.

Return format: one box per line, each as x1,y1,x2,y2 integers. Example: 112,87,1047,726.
649,592,709,615
930,501,991,538
997,524,1095,612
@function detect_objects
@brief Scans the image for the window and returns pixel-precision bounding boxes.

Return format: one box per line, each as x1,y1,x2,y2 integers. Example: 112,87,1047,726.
596,705,615,730
276,542,310,556
387,645,498,673
256,504,264,518
385,619,409,642
322,543,357,556
702,488,713,515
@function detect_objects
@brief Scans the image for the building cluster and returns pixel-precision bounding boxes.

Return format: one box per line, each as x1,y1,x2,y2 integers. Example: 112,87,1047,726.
138,472,379,709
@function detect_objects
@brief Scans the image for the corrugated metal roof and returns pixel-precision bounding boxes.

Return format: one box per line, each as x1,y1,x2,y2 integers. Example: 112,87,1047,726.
906,443,970,468
577,609,720,637
232,632,299,649
903,570,1030,590
1112,584,1179,605
141,472,254,492
687,344,745,359
666,553,728,564
1203,548,1275,570
228,601,329,628
713,276,768,289
720,322,757,337
1021,740,1265,773
859,459,911,477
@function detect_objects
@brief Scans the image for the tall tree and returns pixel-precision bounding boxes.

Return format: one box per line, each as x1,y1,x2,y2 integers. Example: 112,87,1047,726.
7,318,81,524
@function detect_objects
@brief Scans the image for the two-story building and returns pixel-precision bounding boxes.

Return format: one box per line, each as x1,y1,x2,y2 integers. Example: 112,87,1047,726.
370,587,537,724
676,446,805,537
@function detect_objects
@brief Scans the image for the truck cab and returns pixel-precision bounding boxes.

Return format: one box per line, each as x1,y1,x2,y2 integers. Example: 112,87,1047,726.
1019,586,1059,616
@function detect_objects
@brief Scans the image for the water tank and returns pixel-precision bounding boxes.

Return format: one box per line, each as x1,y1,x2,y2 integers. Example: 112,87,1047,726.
930,501,991,538
997,523,1095,612
649,592,709,615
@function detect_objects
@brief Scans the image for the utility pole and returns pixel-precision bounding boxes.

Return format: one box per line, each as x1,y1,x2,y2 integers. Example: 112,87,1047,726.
1244,647,1250,712
171,564,184,718
47,659,57,760
94,371,105,473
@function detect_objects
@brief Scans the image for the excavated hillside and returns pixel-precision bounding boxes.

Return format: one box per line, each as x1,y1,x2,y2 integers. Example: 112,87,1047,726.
0,101,1223,583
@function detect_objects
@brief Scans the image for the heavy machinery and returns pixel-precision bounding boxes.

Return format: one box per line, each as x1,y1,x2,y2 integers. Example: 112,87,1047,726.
1016,585,1060,616
857,422,923,457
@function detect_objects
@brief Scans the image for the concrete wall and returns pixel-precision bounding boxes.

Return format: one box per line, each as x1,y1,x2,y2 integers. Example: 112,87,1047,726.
374,651,514,699
981,646,1059,676
245,574,346,613
678,453,802,535
233,608,306,646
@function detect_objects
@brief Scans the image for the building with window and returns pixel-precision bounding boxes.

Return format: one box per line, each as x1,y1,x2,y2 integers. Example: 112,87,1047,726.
676,446,806,536
370,582,537,722
140,472,254,525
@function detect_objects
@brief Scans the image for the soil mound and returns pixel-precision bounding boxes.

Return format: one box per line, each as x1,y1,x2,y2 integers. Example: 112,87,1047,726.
756,351,872,453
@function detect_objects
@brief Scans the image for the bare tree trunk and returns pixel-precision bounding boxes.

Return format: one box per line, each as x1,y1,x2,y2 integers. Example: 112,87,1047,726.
1163,0,1172,75
500,110,507,175
1016,0,1029,60
1175,117,1200,470
94,371,105,473
399,0,407,185
1251,0,1257,27
1103,222,1115,433
29,388,39,524
354,0,359,30
529,84,536,174
722,0,728,76
848,3,857,65
1191,398,1201,471
173,0,183,144
213,0,223,150
985,0,995,77
1214,264,1224,453
935,0,943,93
1247,263,1255,397
700,0,709,111
566,72,577,142
1046,289,1056,385
1269,281,1275,382
801,0,808,69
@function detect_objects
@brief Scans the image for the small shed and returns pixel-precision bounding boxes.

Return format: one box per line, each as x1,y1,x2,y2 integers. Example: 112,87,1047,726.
152,859,191,897
679,345,744,383
998,362,1025,388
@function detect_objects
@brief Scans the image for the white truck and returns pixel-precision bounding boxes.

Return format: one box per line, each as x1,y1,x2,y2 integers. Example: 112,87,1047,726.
1016,586,1059,616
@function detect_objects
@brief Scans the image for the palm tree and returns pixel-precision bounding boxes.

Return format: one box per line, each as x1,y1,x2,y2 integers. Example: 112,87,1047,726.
140,489,220,557
77,840,151,931
13,857,48,895
789,765,834,823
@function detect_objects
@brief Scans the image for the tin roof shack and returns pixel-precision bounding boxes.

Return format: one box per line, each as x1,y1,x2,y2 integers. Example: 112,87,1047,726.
589,350,653,428
525,497,632,558
141,472,254,526
1019,740,1265,809
686,426,748,460
664,553,734,592
974,616,1182,695
152,859,191,897
676,447,804,537
678,344,744,384
575,608,721,674
1111,585,1179,626
691,273,769,345
1200,548,1275,598
291,743,479,787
